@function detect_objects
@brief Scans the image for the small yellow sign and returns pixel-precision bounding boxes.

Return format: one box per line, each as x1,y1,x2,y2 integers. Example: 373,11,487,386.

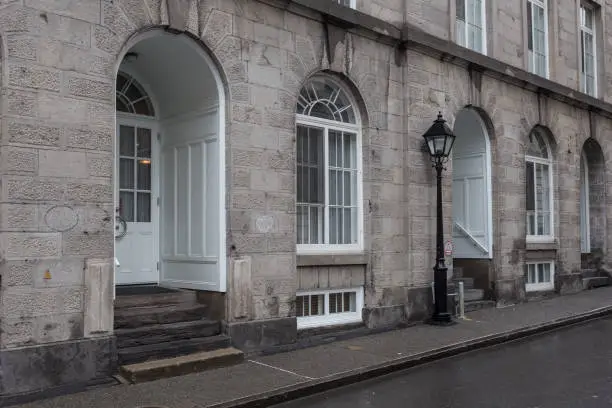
43,270,51,280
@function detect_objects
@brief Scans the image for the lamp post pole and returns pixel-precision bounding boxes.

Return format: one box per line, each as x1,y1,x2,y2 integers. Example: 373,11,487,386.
432,157,452,324
422,112,455,326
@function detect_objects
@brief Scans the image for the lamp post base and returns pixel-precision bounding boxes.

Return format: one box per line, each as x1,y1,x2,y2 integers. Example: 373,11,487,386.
427,312,456,326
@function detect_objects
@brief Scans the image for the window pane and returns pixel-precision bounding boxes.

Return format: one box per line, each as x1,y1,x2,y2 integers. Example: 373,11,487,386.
137,160,151,190
310,294,324,316
456,19,466,47
120,125,135,156
584,6,593,29
120,158,135,189
526,161,535,211
137,192,151,222
119,191,134,222
456,0,466,20
537,263,545,283
527,1,533,51
137,128,152,158
296,125,324,245
544,263,551,282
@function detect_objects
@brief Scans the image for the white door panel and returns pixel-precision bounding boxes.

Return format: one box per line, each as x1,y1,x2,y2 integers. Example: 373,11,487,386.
160,111,221,291
452,153,491,259
115,121,159,285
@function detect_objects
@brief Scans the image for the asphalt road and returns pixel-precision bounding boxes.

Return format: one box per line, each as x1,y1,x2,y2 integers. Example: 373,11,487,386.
275,317,612,408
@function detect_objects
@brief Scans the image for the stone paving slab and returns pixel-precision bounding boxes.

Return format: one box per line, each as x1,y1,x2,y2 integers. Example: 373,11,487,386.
10,287,612,408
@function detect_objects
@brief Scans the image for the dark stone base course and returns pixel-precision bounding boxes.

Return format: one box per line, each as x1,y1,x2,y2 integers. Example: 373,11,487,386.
557,273,583,295
226,317,298,353
0,336,116,406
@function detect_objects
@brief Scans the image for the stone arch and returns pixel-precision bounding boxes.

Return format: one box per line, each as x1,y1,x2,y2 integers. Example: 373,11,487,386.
112,28,228,294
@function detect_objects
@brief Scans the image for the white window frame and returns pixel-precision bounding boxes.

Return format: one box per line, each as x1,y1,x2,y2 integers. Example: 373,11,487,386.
455,0,487,54
579,2,597,97
296,287,364,329
525,134,554,243
526,0,549,78
295,83,364,255
525,261,555,291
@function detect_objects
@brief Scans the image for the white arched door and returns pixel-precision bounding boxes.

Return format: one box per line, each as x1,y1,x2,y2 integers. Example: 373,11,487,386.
452,109,492,259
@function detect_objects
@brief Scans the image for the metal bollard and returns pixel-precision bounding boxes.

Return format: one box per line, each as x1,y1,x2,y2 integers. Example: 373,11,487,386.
458,281,465,319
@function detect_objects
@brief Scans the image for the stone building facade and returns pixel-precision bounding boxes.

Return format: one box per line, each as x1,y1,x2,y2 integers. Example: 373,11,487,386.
1,0,612,399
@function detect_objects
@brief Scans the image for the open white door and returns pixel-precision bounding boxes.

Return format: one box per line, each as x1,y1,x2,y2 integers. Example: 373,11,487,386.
452,109,492,259
159,110,221,291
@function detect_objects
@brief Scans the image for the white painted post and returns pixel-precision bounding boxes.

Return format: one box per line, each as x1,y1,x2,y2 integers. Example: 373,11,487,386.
458,281,465,319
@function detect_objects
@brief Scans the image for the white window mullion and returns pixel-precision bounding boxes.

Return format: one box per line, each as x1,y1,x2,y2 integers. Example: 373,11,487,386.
323,127,330,246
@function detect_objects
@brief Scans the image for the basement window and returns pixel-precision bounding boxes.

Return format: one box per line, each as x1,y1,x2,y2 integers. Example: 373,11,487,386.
296,287,364,329
334,0,356,8
525,261,555,291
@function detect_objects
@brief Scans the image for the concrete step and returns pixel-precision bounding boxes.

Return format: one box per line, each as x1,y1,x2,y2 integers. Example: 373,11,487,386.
582,276,610,290
118,334,232,365
115,319,221,349
452,277,475,290
119,347,244,384
464,300,496,313
114,289,197,310
464,288,485,302
114,304,208,329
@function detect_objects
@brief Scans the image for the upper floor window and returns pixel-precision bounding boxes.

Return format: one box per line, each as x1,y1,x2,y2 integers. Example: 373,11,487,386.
580,3,597,96
334,0,355,8
296,76,363,253
456,0,486,54
526,129,553,240
526,0,548,78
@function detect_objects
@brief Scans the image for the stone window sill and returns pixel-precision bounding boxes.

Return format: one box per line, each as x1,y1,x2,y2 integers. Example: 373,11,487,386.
297,253,368,267
526,240,558,251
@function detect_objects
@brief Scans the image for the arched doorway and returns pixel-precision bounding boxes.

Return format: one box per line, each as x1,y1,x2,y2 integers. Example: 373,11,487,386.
114,31,226,292
451,108,493,298
580,138,606,261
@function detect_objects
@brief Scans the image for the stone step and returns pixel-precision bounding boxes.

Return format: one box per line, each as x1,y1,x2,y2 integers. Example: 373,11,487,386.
582,276,610,290
115,319,221,349
114,289,197,310
464,288,485,302
114,304,208,330
119,347,244,384
581,268,600,279
452,277,475,290
464,300,496,313
118,335,232,365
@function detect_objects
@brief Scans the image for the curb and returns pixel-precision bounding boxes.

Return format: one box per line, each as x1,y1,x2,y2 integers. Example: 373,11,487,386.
209,305,612,408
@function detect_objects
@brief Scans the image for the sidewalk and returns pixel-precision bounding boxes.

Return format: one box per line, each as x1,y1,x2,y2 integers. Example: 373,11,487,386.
10,286,612,408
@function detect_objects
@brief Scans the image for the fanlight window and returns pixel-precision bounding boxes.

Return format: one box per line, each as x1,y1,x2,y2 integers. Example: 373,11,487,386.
297,77,356,124
116,72,155,117
526,129,549,158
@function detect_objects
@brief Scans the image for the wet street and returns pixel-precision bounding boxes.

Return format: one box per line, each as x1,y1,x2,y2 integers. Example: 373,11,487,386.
276,317,612,408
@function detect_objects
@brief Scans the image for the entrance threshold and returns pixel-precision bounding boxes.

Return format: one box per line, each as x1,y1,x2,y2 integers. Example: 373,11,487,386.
115,284,181,296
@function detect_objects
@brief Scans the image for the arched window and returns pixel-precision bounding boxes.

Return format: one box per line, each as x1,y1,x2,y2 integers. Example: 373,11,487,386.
295,76,362,251
525,128,553,239
116,71,155,117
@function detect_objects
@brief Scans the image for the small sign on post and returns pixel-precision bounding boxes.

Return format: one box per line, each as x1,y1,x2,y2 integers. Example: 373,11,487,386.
444,240,453,256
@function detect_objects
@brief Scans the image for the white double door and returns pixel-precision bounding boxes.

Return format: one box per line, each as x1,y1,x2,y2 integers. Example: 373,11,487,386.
114,114,222,290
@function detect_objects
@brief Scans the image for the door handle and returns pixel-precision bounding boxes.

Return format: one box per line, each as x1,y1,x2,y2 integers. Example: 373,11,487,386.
115,215,128,239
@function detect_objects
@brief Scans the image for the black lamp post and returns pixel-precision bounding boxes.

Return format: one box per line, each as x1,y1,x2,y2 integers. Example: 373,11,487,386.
422,112,456,325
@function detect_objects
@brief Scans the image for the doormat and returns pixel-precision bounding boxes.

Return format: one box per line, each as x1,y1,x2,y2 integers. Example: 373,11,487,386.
116,285,180,296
